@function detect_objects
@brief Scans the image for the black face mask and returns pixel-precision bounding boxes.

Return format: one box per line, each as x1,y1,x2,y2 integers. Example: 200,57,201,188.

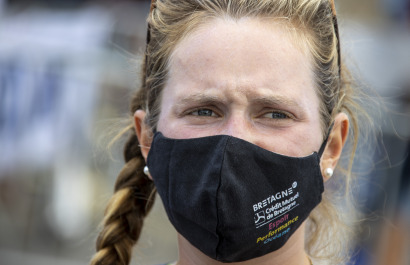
147,132,326,263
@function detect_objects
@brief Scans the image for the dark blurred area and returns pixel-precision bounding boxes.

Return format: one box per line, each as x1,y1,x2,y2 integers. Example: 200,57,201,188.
0,0,409,264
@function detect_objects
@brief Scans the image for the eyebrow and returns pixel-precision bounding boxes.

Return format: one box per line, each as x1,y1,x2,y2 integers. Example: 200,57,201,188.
171,93,224,116
176,93,226,107
175,92,303,110
249,96,306,119
249,96,301,108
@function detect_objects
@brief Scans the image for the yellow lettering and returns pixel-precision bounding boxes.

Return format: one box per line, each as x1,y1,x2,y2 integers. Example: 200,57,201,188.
256,216,300,244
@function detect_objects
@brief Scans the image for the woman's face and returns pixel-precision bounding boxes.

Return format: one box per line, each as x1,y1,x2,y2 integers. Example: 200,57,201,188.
157,17,323,157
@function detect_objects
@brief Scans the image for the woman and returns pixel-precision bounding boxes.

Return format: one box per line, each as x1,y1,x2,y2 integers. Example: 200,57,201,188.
91,0,364,264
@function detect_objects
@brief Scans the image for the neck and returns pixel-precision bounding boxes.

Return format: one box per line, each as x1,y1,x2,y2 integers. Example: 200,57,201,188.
176,223,310,265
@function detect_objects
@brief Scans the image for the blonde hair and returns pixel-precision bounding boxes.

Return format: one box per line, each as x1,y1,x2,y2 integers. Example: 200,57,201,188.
91,1,366,264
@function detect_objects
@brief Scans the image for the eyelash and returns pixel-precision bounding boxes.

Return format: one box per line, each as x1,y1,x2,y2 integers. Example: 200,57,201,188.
188,108,293,120
261,111,292,120
190,108,218,117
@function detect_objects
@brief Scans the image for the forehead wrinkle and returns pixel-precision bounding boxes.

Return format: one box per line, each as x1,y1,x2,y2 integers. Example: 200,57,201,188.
249,95,301,108
175,89,304,111
238,85,302,106
175,93,226,106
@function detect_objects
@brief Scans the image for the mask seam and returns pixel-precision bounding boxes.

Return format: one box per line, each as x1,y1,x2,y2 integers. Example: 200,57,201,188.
214,136,230,260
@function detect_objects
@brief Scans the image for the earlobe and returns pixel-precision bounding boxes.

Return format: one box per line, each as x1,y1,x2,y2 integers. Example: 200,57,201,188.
320,113,349,181
134,109,152,162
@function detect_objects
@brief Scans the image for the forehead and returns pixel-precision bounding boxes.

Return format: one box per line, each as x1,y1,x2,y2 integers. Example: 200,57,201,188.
165,17,317,110
169,17,311,73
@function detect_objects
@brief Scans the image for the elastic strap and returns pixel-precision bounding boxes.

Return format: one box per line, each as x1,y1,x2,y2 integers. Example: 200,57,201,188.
318,123,334,158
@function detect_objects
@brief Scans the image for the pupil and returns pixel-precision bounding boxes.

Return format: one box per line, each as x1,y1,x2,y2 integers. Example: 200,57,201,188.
198,109,212,116
272,113,286,119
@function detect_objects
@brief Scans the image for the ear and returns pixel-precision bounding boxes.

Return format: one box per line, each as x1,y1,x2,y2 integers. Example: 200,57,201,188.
134,110,152,162
320,112,349,182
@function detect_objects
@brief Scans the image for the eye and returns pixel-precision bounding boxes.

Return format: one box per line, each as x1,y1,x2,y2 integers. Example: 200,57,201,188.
262,111,290,119
191,108,217,117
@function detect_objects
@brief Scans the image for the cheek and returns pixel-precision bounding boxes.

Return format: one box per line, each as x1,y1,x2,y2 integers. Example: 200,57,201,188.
263,126,322,157
269,110,323,156
156,107,174,137
156,92,190,139
157,121,194,139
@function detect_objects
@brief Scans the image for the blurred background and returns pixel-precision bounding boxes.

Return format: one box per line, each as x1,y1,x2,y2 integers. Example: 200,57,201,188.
0,0,409,264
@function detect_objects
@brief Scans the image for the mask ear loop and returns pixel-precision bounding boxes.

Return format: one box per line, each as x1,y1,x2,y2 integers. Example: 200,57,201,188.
318,123,334,158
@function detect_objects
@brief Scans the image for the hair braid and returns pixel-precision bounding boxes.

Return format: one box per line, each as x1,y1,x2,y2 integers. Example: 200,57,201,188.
90,132,156,265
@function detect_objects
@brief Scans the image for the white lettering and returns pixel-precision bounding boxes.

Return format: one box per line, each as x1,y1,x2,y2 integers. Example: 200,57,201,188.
253,204,258,211
252,184,298,212
274,201,296,216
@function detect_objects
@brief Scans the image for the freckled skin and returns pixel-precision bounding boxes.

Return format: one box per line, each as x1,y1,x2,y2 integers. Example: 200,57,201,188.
158,17,323,157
